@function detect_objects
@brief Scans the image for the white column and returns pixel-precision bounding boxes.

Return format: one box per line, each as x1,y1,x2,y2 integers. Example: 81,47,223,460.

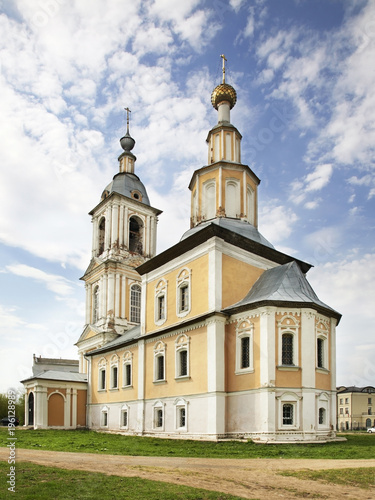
259,308,276,434
102,275,108,319
111,203,119,247
72,389,77,429
301,310,317,433
99,276,104,319
65,388,71,429
330,318,338,430
91,218,97,257
107,273,115,315
137,338,145,434
208,244,222,311
105,206,112,251
119,205,124,248
121,276,126,319
140,277,147,335
124,207,129,248
35,386,47,429
115,273,120,318
206,317,226,436
85,283,92,324
146,215,151,256
218,166,222,209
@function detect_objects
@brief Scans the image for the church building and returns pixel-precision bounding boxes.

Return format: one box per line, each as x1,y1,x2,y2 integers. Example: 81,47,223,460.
22,58,341,442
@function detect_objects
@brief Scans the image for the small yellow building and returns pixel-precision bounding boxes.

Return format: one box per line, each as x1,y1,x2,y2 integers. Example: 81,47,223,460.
337,386,375,430
23,60,341,442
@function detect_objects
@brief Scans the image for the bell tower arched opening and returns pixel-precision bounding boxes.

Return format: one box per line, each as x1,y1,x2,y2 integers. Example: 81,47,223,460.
129,216,143,253
98,217,105,255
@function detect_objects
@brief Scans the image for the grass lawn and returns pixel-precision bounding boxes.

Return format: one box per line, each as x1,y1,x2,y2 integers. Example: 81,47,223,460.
1,428,374,459
280,467,375,489
0,462,246,500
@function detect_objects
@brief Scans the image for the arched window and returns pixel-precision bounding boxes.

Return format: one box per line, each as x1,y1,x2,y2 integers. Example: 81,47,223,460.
129,216,143,253
154,341,166,382
98,358,107,391
98,217,105,255
366,418,371,428
130,284,141,323
110,355,119,389
92,285,99,323
175,334,190,379
123,351,133,387
282,333,294,365
203,180,216,220
176,268,191,317
225,179,240,218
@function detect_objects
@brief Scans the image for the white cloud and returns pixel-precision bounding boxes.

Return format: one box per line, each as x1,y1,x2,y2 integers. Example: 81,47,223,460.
6,264,76,297
289,164,333,205
258,202,298,245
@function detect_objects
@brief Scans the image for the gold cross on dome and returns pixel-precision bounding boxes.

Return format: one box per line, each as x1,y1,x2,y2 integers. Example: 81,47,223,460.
220,54,227,83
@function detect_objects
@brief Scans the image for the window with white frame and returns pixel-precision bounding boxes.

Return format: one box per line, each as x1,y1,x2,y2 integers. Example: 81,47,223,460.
175,334,189,379
282,403,294,425
316,319,329,370
98,358,107,391
174,398,187,431
92,285,99,323
101,406,108,427
122,351,132,387
176,268,191,317
319,407,326,425
130,283,141,323
110,355,119,389
235,319,254,374
153,401,164,430
225,178,240,218
120,404,129,429
154,341,166,382
277,392,300,429
277,315,299,367
155,279,167,325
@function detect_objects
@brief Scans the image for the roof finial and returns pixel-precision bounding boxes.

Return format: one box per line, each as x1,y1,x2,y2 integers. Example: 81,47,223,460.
220,54,227,84
124,107,131,134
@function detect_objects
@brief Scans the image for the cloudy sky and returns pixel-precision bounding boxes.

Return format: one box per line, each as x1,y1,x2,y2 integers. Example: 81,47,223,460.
1,0,374,394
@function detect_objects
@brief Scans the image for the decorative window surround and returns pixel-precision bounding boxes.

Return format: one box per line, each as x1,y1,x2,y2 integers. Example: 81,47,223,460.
122,351,133,388
110,355,119,390
155,278,167,326
176,268,192,317
235,319,254,374
154,341,166,383
277,315,299,367
98,358,107,391
175,334,190,379
174,398,188,431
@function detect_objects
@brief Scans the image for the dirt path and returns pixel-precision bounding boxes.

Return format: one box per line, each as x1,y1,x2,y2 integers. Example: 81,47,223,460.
1,448,374,499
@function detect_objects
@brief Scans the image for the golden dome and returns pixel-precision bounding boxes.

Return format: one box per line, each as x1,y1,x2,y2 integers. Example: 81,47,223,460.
211,83,237,110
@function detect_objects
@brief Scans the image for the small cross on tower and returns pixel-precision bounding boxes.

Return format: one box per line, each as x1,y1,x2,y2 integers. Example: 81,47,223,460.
220,54,227,84
124,107,131,133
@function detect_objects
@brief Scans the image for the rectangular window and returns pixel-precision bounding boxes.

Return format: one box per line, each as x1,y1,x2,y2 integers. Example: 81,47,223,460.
156,409,163,428
111,366,118,389
156,355,164,381
345,398,349,404
130,285,141,323
240,336,250,369
369,408,372,415
122,410,128,427
339,407,343,414
179,350,188,377
317,338,324,368
282,403,294,425
158,295,165,320
345,407,349,414
124,363,132,386
179,407,186,428
180,285,189,312
340,398,343,405
282,334,294,365
369,398,372,405
102,411,108,427
99,369,106,390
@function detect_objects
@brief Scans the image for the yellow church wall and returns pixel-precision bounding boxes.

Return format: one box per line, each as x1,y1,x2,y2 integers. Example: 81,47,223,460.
144,327,208,400
90,346,138,405
221,254,264,309
274,313,302,388
315,371,331,391
225,317,261,392
145,254,209,334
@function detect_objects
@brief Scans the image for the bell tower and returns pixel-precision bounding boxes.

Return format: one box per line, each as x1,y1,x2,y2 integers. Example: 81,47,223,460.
189,55,260,228
76,109,162,371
